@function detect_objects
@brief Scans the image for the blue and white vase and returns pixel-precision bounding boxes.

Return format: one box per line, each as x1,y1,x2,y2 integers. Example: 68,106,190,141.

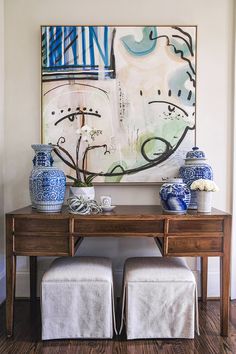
29,144,66,213
29,145,54,208
159,178,191,214
179,147,213,209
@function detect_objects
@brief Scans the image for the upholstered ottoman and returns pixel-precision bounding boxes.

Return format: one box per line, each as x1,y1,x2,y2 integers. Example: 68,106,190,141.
120,257,199,339
41,257,117,340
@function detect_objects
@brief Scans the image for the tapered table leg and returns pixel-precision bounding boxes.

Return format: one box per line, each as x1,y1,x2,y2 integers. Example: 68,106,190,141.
30,256,37,302
201,257,208,303
220,215,231,336
6,215,16,337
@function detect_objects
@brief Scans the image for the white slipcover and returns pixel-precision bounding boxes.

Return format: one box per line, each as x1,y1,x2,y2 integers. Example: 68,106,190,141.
41,257,117,340
120,257,199,339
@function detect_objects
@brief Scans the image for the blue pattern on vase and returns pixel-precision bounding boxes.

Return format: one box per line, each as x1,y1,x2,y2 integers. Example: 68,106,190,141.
30,146,54,208
179,147,213,209
33,152,54,167
159,178,191,214
29,144,66,213
186,146,205,159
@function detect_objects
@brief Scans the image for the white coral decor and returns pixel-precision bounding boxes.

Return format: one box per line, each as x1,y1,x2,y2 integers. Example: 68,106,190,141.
190,179,219,192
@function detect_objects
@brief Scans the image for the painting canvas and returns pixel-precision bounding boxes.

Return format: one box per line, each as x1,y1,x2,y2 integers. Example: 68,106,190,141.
41,26,196,183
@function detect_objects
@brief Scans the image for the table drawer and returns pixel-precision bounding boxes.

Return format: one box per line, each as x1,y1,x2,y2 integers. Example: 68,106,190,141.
168,219,223,234
14,236,70,256
14,217,69,233
74,219,164,236
166,236,223,255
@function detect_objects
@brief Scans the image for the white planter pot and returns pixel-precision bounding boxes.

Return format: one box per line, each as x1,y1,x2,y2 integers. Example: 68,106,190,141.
70,186,95,201
196,191,212,212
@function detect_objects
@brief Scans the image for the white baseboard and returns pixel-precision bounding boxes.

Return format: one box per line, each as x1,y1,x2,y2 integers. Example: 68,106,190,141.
205,271,220,297
15,269,220,298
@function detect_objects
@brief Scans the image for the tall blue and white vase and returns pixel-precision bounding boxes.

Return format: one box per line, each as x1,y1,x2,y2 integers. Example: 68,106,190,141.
179,147,213,209
29,144,66,213
29,145,54,208
159,178,191,214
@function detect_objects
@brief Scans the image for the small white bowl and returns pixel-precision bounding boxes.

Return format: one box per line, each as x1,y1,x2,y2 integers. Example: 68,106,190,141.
101,205,116,212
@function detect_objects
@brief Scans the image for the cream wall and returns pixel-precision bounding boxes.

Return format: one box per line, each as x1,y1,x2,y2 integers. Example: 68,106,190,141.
4,0,234,298
0,0,5,303
231,1,236,300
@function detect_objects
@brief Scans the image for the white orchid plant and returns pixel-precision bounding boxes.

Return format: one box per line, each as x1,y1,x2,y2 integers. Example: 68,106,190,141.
190,179,219,192
76,125,102,143
51,116,109,187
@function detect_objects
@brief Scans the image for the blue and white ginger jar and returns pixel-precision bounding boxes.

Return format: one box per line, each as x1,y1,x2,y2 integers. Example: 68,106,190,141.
29,144,66,213
179,147,213,209
159,178,191,214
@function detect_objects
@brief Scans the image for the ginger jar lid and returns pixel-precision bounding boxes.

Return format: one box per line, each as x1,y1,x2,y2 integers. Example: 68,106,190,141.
161,178,185,185
185,147,206,160
165,178,183,184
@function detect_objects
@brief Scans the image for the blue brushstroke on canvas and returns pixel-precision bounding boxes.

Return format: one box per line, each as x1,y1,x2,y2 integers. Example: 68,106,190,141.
64,26,77,66
81,26,86,69
49,27,63,67
89,26,109,67
42,26,115,80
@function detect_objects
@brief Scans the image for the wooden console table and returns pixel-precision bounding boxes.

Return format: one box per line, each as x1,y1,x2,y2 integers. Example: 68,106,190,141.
6,205,231,337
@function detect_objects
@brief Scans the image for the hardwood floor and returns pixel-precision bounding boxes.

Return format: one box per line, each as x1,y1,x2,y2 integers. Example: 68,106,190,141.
0,300,235,354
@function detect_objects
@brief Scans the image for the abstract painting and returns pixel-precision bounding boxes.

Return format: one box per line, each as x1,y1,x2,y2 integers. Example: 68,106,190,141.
41,26,196,183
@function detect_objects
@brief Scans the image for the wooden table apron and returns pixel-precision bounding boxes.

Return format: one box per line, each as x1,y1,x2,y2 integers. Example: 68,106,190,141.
5,205,231,337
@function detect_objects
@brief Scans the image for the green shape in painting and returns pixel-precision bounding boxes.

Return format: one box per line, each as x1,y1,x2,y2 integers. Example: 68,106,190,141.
137,132,157,158
161,118,188,146
105,161,128,182
168,66,195,106
136,132,170,162
121,27,157,56
171,38,194,57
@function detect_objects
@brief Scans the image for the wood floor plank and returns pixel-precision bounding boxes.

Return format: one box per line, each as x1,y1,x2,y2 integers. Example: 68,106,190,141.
0,300,235,354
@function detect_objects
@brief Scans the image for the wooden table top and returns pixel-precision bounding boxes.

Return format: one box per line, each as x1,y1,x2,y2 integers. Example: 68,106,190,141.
7,205,230,218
